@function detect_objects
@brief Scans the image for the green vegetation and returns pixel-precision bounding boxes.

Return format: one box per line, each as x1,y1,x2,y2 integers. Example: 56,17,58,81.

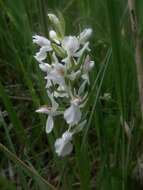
0,0,143,189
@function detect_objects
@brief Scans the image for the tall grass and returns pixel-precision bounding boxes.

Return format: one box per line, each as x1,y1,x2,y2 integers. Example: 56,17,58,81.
0,0,143,189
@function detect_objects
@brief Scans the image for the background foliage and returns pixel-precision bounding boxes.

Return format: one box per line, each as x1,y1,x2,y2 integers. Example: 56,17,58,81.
0,0,143,189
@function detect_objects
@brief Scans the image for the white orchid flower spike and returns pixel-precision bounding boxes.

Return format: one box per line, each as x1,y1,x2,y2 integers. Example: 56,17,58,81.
33,13,95,156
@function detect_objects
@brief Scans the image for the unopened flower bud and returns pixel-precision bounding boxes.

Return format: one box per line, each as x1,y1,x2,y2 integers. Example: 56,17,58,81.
48,13,64,38
49,30,60,44
78,28,92,44
48,13,60,26
84,55,94,72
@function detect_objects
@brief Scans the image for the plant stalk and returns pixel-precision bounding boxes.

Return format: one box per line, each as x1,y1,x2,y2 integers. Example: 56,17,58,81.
128,0,143,120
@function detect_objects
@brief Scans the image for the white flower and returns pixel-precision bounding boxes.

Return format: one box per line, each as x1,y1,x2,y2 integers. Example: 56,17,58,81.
36,106,54,133
83,55,94,72
62,36,79,56
45,63,65,86
81,55,94,84
49,30,60,44
33,35,52,48
33,35,52,62
34,47,51,62
36,93,60,134
74,42,90,57
68,70,81,81
54,85,69,98
61,36,80,68
64,97,81,126
55,131,73,156
78,28,92,44
39,63,51,72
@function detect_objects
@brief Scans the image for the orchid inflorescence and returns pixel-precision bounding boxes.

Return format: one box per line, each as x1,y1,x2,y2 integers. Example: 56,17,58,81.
33,13,94,157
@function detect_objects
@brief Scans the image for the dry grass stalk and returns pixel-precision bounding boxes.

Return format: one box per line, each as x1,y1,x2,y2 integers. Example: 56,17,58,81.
128,0,143,120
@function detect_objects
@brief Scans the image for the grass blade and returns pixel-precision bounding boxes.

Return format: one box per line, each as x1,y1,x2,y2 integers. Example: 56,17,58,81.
0,143,57,190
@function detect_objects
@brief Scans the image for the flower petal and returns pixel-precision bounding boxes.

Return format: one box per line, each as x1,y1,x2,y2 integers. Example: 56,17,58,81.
62,36,79,55
39,63,51,72
34,50,47,61
78,28,92,44
64,104,81,126
62,131,73,142
60,142,73,157
46,63,65,86
49,30,60,44
46,116,54,133
33,35,51,47
34,46,52,62
83,55,94,72
47,91,59,111
36,107,49,114
55,131,73,156
74,42,90,57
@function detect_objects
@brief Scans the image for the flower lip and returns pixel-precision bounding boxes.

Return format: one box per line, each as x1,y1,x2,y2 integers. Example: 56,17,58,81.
55,131,73,157
64,99,82,126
